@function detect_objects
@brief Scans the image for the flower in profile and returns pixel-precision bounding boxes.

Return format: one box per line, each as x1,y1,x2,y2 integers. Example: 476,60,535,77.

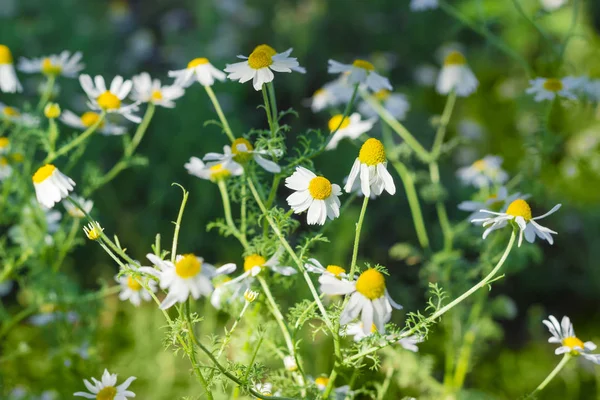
458,186,527,222
185,156,243,182
169,57,226,87
436,51,478,97
344,138,395,198
62,195,93,218
203,139,281,173
543,315,600,364
304,258,350,282
0,103,39,127
283,355,298,371
358,90,410,120
526,77,578,102
131,72,184,108
83,221,104,241
225,44,305,91
254,382,273,397
142,253,236,309
540,0,568,11
472,199,561,247
0,45,22,93
243,288,259,303
285,167,342,225
320,268,402,334
32,164,75,209
79,74,141,123
116,267,158,307
343,322,423,351
60,110,126,136
326,113,375,150
456,155,508,188
410,0,439,11
308,79,354,113
74,369,136,399
328,58,392,92
18,51,84,78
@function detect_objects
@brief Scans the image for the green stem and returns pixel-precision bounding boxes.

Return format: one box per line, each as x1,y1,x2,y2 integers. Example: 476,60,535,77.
216,301,251,360
557,0,580,65
349,196,369,278
217,179,248,248
184,299,214,400
376,367,394,400
267,82,279,132
321,368,338,399
431,91,457,160
52,218,81,273
262,85,275,134
170,185,189,263
45,111,106,163
126,102,155,157
37,75,56,111
429,162,453,251
529,354,572,397
331,84,359,135
452,296,484,390
204,85,235,142
510,0,555,51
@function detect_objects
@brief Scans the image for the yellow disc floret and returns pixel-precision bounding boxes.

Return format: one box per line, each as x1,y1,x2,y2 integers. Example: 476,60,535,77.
543,78,563,92
0,157,7,166
308,176,333,200
32,164,56,184
374,89,391,101
80,111,105,128
244,254,266,272
44,103,61,119
151,90,163,101
352,59,375,71
355,269,386,300
326,265,345,278
506,199,532,221
315,377,329,387
175,254,202,279
358,138,386,166
97,91,121,110
3,107,20,117
231,138,254,163
563,336,585,353
444,51,467,66
0,137,8,149
328,114,350,132
253,44,277,57
187,57,210,68
248,48,273,70
209,163,231,181
83,222,104,241
41,58,62,76
127,276,142,291
0,45,13,65
96,386,117,400
472,159,486,171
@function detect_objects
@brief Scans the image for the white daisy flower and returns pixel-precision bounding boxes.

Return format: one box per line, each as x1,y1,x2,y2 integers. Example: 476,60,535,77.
0,103,39,127
543,315,600,364
472,199,561,247
458,186,527,222
525,77,578,102
304,258,350,281
59,109,126,136
254,382,273,397
131,72,184,108
169,57,226,87
29,306,78,326
414,64,438,87
581,78,600,101
225,44,305,91
456,155,508,188
62,195,93,218
285,167,342,225
32,164,75,209
358,90,410,120
0,157,12,181
307,79,354,113
436,51,478,97
0,45,22,93
328,58,392,92
540,0,568,11
320,268,402,334
203,139,281,173
74,369,136,399
185,156,243,182
283,355,298,371
314,376,351,399
79,74,141,123
116,267,158,307
141,253,236,310
326,113,375,150
410,0,439,11
0,137,9,154
18,50,84,78
344,138,395,198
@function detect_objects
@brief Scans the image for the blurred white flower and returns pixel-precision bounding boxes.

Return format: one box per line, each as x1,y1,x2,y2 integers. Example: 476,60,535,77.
526,77,578,102
203,139,281,173
410,0,439,11
0,45,22,93
414,64,438,87
285,167,342,225
62,195,93,218
304,258,350,281
437,51,478,97
169,57,226,88
328,58,392,92
308,79,354,113
18,51,84,78
358,90,410,120
60,110,126,136
457,119,484,141
456,155,508,188
116,267,158,307
131,72,184,108
345,138,395,198
540,0,568,11
185,156,243,182
458,186,528,222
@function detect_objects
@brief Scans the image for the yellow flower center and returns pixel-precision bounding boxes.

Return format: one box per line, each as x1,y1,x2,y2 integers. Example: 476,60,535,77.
96,386,117,400
506,199,532,221
187,57,210,68
11,153,23,163
231,138,254,163
355,269,386,300
175,254,202,279
371,323,378,333
248,49,273,70
151,90,163,101
358,138,386,166
563,336,585,353
209,163,231,180
44,103,61,119
244,254,266,272
32,164,56,184
126,276,142,291
315,377,329,387
374,89,391,101
313,88,326,97
97,91,121,110
308,176,333,200
0,137,9,148
3,107,20,117
0,157,7,166
543,78,563,92
472,159,486,171
444,51,467,66
39,303,56,313
326,265,345,278
352,59,375,71
328,114,350,132
80,112,105,128
41,58,62,76
253,44,277,57
0,45,13,65
84,223,103,241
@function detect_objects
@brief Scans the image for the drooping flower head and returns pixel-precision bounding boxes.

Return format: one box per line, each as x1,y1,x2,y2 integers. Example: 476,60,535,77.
32,164,75,209
0,45,22,93
436,51,478,97
169,57,226,87
63,195,93,218
344,138,395,198
185,156,243,182
116,267,158,307
79,74,141,123
328,58,392,92
326,113,375,150
285,167,342,225
18,51,84,78
203,139,281,173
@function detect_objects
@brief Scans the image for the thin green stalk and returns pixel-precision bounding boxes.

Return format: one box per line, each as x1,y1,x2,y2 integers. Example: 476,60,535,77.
431,91,457,160
216,301,251,360
557,0,580,64
349,196,369,277
376,367,395,400
125,102,155,157
241,183,248,243
204,85,235,142
429,162,453,251
529,354,572,397
52,218,81,272
217,179,248,248
184,299,214,400
170,185,189,264
45,112,106,163
262,85,275,134
510,0,555,51
37,75,56,111
321,368,338,399
267,82,279,132
331,84,359,135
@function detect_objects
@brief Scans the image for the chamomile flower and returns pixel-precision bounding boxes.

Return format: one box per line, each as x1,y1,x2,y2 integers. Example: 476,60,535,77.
79,74,141,123
60,109,126,136
320,268,402,334
328,58,392,92
436,51,478,97
326,113,375,150
0,45,22,93
304,258,350,281
74,369,136,399
0,103,39,127
203,139,281,173
62,195,93,218
169,57,226,87
18,51,84,78
543,315,600,364
32,164,75,209
358,90,410,120
308,79,354,112
525,77,578,102
185,156,243,182
141,253,236,309
285,167,342,225
540,0,568,11
314,376,351,399
458,186,527,222
0,137,9,154
344,138,395,198
0,157,12,180
344,173,377,199
254,382,273,397
225,44,305,91
456,155,508,188
410,0,439,11
115,268,158,307
283,355,298,371
471,199,561,247
131,72,184,107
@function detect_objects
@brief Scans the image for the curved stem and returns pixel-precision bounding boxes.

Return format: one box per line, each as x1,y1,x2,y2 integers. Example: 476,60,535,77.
170,185,189,264
52,218,81,272
217,179,248,248
330,84,359,135
429,162,453,251
349,196,369,278
37,75,56,111
267,82,279,132
184,300,214,400
45,112,106,163
126,102,155,157
204,85,235,142
529,354,572,397
431,91,457,160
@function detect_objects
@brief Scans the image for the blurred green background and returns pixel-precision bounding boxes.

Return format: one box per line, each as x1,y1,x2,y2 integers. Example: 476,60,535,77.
2,0,600,398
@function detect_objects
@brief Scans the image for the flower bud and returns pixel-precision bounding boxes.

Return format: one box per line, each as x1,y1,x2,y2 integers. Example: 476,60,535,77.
243,288,259,303
283,355,298,372
83,221,103,241
44,102,61,119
